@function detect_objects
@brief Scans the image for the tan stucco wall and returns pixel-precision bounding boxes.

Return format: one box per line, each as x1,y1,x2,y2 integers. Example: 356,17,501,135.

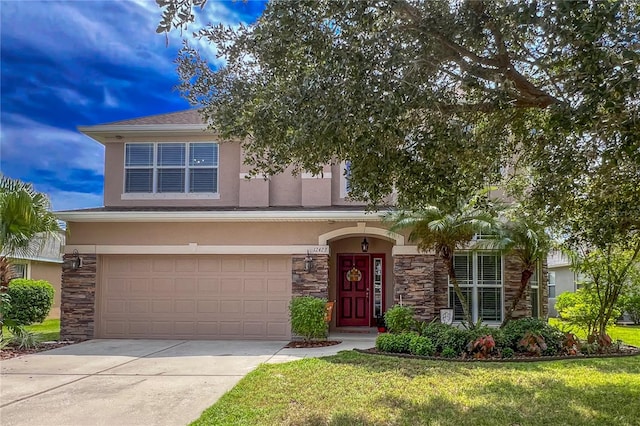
104,138,370,208
29,261,61,318
66,221,392,247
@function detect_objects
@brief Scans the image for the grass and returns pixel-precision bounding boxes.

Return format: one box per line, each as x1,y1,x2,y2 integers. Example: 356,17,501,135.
549,318,640,347
192,351,640,426
2,318,60,342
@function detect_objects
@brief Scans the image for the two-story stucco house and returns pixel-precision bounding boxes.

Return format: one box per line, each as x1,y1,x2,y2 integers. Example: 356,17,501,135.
57,110,548,341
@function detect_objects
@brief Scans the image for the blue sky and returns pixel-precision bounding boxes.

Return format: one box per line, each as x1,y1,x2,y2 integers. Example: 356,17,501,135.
0,0,266,211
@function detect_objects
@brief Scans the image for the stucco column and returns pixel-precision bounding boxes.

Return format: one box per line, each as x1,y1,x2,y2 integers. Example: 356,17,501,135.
291,254,329,299
392,254,436,321
60,253,97,341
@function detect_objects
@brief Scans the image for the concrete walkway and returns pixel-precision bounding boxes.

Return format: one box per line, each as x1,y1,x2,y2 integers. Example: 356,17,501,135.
0,334,376,426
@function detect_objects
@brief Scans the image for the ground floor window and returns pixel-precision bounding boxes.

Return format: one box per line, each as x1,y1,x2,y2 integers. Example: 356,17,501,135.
11,262,28,279
530,265,540,318
449,252,502,323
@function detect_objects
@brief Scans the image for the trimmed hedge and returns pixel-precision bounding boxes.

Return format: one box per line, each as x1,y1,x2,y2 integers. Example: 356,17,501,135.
5,279,55,325
289,296,327,341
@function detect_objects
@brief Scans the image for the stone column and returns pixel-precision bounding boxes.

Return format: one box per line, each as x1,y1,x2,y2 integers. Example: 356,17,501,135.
292,254,329,299
541,259,549,319
392,254,436,322
503,254,530,320
60,254,97,341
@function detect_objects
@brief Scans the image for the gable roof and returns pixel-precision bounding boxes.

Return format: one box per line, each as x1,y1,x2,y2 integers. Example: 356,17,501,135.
100,109,204,126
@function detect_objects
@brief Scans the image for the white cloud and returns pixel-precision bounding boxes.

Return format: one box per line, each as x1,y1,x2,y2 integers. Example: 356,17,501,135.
1,113,104,175
48,190,104,211
103,88,119,108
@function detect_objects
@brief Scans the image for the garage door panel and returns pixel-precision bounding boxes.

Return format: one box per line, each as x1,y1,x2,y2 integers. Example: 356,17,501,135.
99,255,292,339
130,279,150,293
243,279,265,293
175,300,195,313
267,279,288,293
197,278,219,293
198,258,220,272
176,258,197,272
197,300,219,313
221,258,242,272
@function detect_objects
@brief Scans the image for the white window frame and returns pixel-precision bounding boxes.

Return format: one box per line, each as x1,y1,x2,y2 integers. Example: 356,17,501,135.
11,261,30,279
448,251,504,324
548,271,556,298
122,142,220,200
530,263,540,318
339,160,351,198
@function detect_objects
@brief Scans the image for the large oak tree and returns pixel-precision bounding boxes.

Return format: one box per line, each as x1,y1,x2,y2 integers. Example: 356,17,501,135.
159,0,639,245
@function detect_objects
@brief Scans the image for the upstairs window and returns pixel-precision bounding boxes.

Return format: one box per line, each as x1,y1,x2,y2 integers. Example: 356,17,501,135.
340,160,352,198
124,143,218,194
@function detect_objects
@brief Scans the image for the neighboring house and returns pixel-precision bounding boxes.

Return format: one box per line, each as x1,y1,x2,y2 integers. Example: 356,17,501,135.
547,250,579,317
5,233,64,318
56,110,547,341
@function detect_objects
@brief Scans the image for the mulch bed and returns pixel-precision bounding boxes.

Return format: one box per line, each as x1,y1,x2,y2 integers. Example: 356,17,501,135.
285,340,342,348
0,341,75,361
356,344,640,362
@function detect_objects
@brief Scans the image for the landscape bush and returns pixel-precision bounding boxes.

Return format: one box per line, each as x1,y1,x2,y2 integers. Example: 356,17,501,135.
289,296,327,341
421,322,468,354
5,279,54,325
384,305,416,334
501,318,563,355
375,332,415,353
620,291,640,325
408,335,436,356
556,287,621,335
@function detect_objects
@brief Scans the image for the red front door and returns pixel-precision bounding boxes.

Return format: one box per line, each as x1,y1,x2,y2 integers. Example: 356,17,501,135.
338,255,370,327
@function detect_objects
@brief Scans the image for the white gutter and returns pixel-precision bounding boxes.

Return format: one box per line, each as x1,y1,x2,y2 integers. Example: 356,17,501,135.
56,210,383,223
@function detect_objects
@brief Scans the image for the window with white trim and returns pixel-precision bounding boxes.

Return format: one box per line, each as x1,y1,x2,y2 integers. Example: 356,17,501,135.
548,271,556,298
530,265,540,318
124,142,219,194
449,252,503,322
340,160,351,198
12,262,28,279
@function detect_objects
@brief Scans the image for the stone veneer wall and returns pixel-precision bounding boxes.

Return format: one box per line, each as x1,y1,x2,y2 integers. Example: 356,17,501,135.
393,254,436,321
60,254,96,341
394,253,547,323
292,254,329,299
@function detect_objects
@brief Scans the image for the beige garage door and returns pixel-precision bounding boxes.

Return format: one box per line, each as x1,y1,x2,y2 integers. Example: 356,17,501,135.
98,255,292,340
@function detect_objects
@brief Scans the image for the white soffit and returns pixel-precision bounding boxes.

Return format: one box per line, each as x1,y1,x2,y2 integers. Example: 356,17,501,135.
56,210,382,223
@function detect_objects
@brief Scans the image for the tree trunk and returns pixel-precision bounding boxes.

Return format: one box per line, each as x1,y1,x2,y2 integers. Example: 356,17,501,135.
444,256,474,327
500,268,533,328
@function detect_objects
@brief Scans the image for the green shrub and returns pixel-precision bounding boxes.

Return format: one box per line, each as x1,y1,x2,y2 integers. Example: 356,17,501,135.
556,287,621,335
375,332,414,353
422,322,468,354
441,347,458,358
384,305,416,334
408,335,435,356
501,318,563,355
501,347,514,358
5,279,54,325
289,296,327,341
620,291,640,325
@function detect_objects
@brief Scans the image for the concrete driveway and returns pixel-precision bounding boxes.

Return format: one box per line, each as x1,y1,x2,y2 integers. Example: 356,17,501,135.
0,335,375,426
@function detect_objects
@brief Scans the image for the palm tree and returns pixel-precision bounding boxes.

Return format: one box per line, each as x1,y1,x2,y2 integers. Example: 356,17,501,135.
387,192,501,327
499,213,551,328
0,176,61,337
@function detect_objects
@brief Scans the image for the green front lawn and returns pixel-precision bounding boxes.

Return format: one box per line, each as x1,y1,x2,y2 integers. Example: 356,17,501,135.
549,318,640,347
2,318,60,342
192,351,640,426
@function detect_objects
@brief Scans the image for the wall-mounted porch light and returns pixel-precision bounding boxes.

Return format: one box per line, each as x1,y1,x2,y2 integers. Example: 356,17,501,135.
70,249,83,271
361,238,369,253
304,251,314,272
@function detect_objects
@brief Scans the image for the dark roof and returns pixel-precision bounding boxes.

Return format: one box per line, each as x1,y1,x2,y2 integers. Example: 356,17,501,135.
55,205,383,214
98,109,204,126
